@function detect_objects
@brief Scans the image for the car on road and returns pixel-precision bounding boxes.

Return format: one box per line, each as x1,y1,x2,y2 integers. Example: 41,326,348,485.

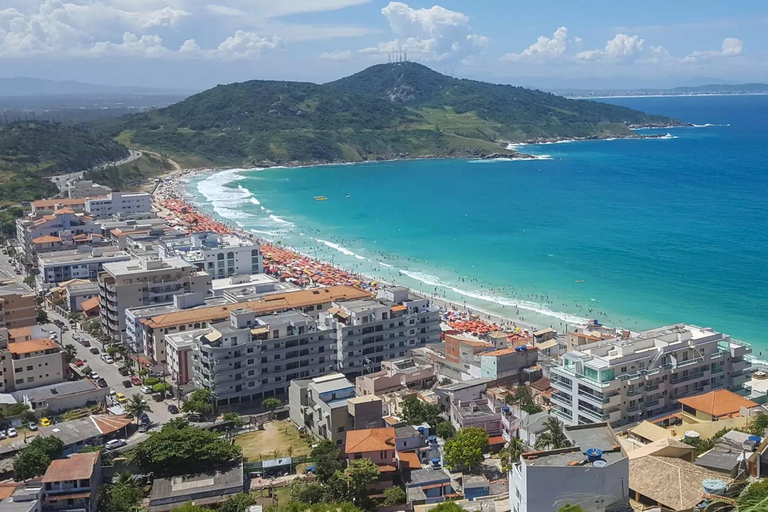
81,339,91,347
7,428,17,438
140,413,150,424
121,380,132,388
89,347,99,355
185,413,202,422
115,393,127,404
105,439,127,450
109,388,116,396
141,385,153,394
0,431,6,440
89,372,99,380
27,422,38,431
131,376,141,386
96,378,108,388
39,418,51,427
102,354,114,364
167,404,179,414
118,367,129,376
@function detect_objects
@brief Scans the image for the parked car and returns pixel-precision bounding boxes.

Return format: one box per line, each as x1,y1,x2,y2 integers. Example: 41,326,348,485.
152,393,164,402
0,431,6,440
140,386,153,394
109,388,116,396
118,367,129,376
105,439,126,450
115,393,127,404
89,372,100,380
96,378,108,388
140,413,150,424
121,380,132,388
130,376,141,386
74,359,83,367
39,418,51,427
61,325,69,332
89,347,99,355
27,422,38,431
185,413,202,422
7,428,17,438
102,355,114,364
167,404,179,414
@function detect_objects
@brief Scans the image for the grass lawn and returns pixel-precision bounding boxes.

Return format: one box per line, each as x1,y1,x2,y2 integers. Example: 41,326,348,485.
236,420,312,461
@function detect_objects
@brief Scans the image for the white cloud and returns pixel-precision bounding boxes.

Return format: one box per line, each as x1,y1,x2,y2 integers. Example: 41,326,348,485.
89,31,169,57
502,27,569,61
683,37,743,62
214,30,282,59
320,50,352,61
361,2,488,61
575,33,644,61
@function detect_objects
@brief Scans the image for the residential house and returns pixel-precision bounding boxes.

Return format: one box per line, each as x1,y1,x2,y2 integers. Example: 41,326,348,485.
0,283,36,330
355,357,435,396
344,428,398,488
41,451,101,512
148,462,244,512
405,468,453,507
678,389,759,423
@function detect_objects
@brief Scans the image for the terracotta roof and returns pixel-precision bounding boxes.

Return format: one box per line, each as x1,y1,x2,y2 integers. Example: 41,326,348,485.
481,346,537,357
677,389,758,418
33,215,57,226
80,296,100,313
397,450,422,469
42,452,99,483
629,455,731,511
488,436,506,445
0,483,20,500
141,285,370,329
53,207,76,215
345,427,396,454
8,338,58,354
391,305,407,312
32,197,93,208
92,414,132,434
531,377,551,391
8,326,33,341
378,464,398,473
32,235,62,244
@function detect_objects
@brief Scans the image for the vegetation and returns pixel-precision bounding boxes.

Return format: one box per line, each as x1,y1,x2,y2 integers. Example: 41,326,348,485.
444,427,488,470
683,427,732,457
98,472,143,512
311,439,345,483
558,506,587,512
499,437,526,472
223,412,245,427
506,385,543,415
738,479,768,509
101,63,678,167
219,492,257,512
84,152,172,191
0,121,127,202
427,503,468,512
262,397,282,419
152,382,173,399
235,421,311,461
383,486,406,505
14,436,65,480
401,394,442,427
171,503,215,512
182,388,213,416
125,394,151,424
436,420,456,440
127,418,241,476
743,414,768,437
282,503,364,512
535,417,571,450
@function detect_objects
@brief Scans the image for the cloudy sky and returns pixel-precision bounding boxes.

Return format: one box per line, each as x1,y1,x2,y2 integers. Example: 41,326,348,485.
1,0,766,90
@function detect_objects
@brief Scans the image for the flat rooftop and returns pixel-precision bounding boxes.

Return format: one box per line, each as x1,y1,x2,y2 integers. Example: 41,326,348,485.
0,282,33,296
103,256,194,275
39,249,130,265
127,296,231,319
523,422,625,468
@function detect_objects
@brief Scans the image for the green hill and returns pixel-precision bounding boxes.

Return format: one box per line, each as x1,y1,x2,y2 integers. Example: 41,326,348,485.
107,63,681,166
0,121,129,202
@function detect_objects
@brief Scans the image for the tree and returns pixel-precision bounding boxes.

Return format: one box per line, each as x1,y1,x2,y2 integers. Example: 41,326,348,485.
383,486,406,505
152,382,172,399
401,394,442,427
99,472,143,512
219,493,256,512
143,377,160,386
346,458,379,505
311,439,344,484
107,345,120,358
428,503,468,512
535,417,571,450
23,276,34,288
182,389,214,416
444,427,488,470
436,421,455,440
14,436,64,479
262,397,281,419
127,419,241,477
223,412,245,427
36,310,48,323
499,437,525,472
506,385,542,415
289,480,326,505
745,414,768,437
63,344,77,364
739,479,768,509
125,394,151,424
170,503,215,512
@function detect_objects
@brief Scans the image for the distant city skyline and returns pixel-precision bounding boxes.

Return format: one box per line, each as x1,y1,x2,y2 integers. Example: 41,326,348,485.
1,1,766,90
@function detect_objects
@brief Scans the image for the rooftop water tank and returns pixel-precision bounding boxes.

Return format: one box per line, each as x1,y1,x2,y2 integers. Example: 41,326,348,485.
592,460,607,468
684,431,701,440
431,458,441,468
417,426,425,434
585,448,603,462
749,435,762,444
702,478,728,496
502,406,510,413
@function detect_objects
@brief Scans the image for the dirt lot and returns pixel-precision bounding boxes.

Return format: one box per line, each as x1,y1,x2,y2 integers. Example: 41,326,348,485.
235,420,312,461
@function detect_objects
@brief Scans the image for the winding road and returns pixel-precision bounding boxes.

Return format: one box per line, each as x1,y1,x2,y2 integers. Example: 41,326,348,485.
49,149,142,195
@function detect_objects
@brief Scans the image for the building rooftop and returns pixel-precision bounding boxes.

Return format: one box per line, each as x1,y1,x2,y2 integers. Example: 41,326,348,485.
38,248,130,266
42,451,99,483
522,422,625,468
0,282,33,296
694,430,757,472
406,468,451,487
103,256,195,276
8,338,58,355
345,428,396,454
38,414,130,447
149,462,244,510
80,297,100,313
678,389,758,418
32,198,91,208
437,378,492,392
395,425,419,438
15,380,100,403
141,286,370,329
310,374,355,395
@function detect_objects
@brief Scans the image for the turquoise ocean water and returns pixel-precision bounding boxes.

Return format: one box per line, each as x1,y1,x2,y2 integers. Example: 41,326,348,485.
187,95,768,352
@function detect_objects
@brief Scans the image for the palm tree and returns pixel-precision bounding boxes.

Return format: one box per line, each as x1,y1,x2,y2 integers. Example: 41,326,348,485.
63,344,77,364
535,417,571,450
125,394,151,424
286,445,294,458
500,437,525,472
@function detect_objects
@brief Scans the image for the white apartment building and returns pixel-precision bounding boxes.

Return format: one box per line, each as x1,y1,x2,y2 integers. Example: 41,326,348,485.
0,337,67,392
159,232,263,278
166,329,207,386
85,192,152,219
550,324,751,427
319,287,441,378
510,422,630,512
98,257,211,342
37,247,132,287
67,180,111,199
16,209,100,267
191,308,335,406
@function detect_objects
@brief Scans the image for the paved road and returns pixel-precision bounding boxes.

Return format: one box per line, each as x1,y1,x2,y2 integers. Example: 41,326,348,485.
50,150,142,195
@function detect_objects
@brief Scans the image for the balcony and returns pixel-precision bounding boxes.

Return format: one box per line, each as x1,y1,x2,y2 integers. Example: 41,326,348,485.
550,392,572,409
645,383,660,392
580,407,608,423
671,371,708,385
732,360,750,374
552,407,572,423
675,357,704,369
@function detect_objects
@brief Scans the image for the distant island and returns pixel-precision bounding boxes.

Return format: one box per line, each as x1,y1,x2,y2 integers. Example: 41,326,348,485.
557,83,768,99
100,62,682,167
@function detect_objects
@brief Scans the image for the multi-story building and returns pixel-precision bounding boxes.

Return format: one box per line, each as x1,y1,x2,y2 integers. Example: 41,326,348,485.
29,198,92,217
166,329,207,386
41,451,101,512
550,324,751,427
67,180,111,199
355,357,435,396
45,279,100,313
137,286,369,364
98,256,210,342
192,309,336,406
479,345,539,384
510,422,630,512
16,208,100,267
0,336,67,392
0,282,36,329
36,247,132,288
289,373,383,446
320,287,440,378
84,192,152,219
159,232,263,278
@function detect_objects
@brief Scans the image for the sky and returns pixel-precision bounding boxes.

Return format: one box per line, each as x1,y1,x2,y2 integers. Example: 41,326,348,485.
1,0,767,90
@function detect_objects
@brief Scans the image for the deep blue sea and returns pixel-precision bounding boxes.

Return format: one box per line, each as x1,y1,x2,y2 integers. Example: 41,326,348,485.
188,95,768,352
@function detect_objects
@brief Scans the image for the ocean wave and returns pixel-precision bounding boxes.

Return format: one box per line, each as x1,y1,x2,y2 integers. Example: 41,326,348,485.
250,197,261,206
656,133,678,140
378,261,394,268
268,214,294,227
196,169,254,221
468,154,552,163
315,238,366,260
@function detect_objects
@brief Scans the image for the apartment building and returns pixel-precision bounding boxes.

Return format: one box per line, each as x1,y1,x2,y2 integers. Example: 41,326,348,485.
41,451,101,512
320,287,440,378
16,208,100,267
166,329,207,385
550,324,751,427
479,345,539,384
29,198,91,217
159,232,263,278
289,373,383,446
37,247,132,287
192,308,336,406
84,192,152,219
356,357,436,396
67,180,111,199
0,337,66,393
137,286,369,364
0,282,36,329
510,423,630,512
98,257,210,342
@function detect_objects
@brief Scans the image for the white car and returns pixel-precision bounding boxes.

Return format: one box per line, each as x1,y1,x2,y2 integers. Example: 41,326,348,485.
141,386,153,394
7,428,17,438
104,356,114,364
90,372,100,380
109,388,117,396
105,439,127,450
0,430,6,440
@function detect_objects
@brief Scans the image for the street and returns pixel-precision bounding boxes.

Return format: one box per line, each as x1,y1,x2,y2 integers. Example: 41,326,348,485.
49,150,142,195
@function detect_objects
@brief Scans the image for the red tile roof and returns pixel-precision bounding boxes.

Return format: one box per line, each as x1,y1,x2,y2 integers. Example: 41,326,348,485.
8,338,58,354
345,427,396,453
42,452,99,483
678,389,758,418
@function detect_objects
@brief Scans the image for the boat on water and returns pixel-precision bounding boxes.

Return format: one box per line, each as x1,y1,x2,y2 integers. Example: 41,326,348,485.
575,279,584,283
314,196,328,201
345,193,352,198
